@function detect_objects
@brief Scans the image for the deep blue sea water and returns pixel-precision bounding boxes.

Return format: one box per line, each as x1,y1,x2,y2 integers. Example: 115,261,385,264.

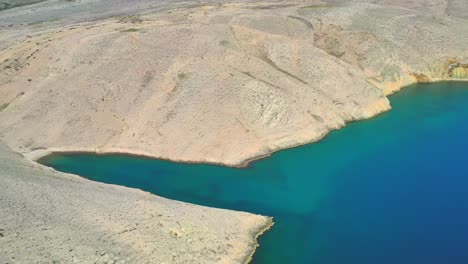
39,82,468,264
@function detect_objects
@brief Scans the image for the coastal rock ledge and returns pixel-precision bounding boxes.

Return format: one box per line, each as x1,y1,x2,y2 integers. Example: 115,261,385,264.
0,0,467,263
1,0,467,167
0,142,273,264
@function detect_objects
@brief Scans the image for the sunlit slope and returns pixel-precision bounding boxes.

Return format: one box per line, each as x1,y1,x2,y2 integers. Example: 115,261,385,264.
0,1,467,166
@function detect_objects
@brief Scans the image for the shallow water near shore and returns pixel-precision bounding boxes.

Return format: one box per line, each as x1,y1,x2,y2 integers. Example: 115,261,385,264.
40,82,468,264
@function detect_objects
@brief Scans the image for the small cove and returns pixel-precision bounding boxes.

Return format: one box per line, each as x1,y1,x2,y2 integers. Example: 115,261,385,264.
39,82,468,264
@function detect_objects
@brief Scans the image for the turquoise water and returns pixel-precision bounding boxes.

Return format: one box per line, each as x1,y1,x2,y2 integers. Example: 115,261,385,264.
40,82,468,264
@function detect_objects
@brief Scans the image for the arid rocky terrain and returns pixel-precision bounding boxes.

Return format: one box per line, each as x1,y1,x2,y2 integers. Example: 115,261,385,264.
0,0,467,263
0,142,272,263
1,0,467,166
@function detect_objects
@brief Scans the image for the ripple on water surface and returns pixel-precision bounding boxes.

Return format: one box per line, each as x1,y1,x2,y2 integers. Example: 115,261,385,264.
40,82,468,264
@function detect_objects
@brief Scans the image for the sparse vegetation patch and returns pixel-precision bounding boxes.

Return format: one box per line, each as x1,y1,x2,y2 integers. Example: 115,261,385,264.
120,28,139,32
118,15,143,24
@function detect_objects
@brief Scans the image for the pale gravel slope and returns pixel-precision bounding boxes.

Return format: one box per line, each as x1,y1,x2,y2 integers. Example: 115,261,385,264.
0,0,467,166
0,142,272,264
0,1,467,263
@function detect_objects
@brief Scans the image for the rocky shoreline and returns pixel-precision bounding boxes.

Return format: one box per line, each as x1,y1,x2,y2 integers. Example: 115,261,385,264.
1,1,467,168
1,0,467,263
0,141,273,263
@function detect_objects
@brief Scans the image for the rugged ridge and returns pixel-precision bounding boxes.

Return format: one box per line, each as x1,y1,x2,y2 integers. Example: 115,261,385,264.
0,142,272,263
0,1,467,263
2,1,466,167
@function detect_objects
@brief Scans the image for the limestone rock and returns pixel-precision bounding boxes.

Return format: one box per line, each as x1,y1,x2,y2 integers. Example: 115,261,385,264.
0,142,272,264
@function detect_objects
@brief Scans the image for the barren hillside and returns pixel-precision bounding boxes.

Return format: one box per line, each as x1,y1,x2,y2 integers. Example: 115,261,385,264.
1,0,466,166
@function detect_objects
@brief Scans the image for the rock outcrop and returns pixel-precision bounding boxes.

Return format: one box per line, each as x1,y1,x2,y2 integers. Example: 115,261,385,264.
0,1,467,262
3,1,466,167
0,142,272,263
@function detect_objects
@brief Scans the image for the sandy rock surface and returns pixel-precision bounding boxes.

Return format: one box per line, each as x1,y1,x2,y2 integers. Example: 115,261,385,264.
0,0,467,166
0,142,272,264
0,1,467,263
